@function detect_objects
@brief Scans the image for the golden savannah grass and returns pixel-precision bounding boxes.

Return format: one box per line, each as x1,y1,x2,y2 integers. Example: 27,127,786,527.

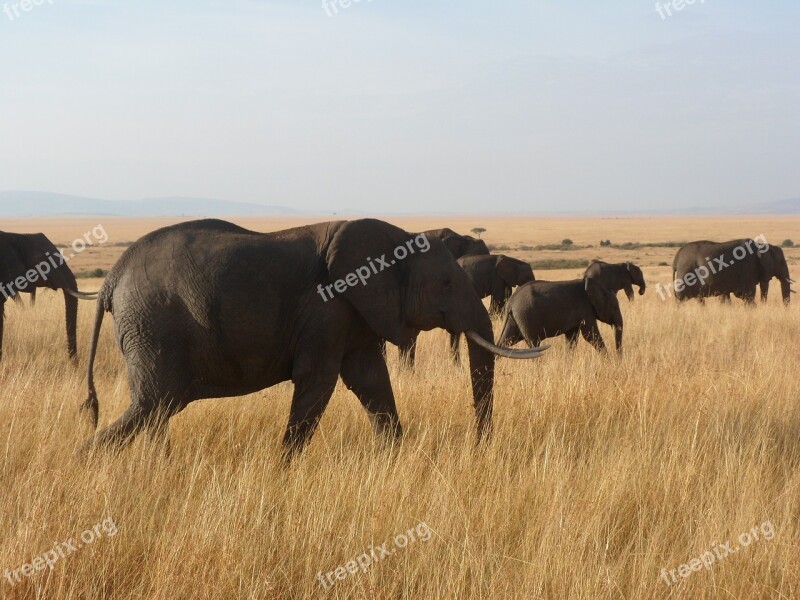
0,216,799,599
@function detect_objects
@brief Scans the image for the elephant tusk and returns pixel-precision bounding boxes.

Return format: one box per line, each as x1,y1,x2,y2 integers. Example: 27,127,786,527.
464,331,549,359
65,288,99,300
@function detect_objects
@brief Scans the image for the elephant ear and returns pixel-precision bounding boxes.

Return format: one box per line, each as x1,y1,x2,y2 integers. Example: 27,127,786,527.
585,278,617,324
441,235,465,258
756,245,777,279
325,219,412,345
495,256,518,287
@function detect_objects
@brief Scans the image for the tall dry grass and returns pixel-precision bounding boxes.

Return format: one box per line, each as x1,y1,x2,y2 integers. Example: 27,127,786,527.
1,267,799,599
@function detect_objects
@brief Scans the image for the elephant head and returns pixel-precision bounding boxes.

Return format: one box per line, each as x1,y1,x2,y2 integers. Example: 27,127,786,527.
626,262,647,300
497,256,535,287
437,230,489,259
326,220,545,438
757,244,792,304
491,255,535,312
0,231,96,361
585,277,623,351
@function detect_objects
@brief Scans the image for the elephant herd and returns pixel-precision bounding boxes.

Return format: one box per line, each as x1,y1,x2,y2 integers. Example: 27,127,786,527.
0,231,98,361
0,222,792,459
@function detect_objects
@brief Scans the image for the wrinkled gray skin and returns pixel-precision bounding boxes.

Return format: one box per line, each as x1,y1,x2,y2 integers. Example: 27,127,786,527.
79,219,543,458
499,279,624,353
391,228,490,365
0,231,91,361
446,254,536,363
583,261,646,301
672,240,791,304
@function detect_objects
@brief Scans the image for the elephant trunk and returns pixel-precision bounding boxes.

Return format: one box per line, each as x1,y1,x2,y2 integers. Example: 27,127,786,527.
464,314,495,441
64,290,78,359
781,278,791,304
460,320,548,440
614,325,623,352
624,286,634,302
61,267,79,359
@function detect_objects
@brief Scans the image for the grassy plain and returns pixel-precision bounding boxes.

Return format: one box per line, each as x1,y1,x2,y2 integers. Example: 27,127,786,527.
1,215,799,599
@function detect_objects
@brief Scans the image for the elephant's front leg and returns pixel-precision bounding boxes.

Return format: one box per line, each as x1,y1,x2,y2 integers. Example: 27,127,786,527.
397,335,417,367
564,326,581,349
489,282,510,315
760,281,770,302
340,344,402,443
580,321,607,353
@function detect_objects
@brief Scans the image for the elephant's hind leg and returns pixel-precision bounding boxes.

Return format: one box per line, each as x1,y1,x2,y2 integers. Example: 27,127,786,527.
79,335,192,455
341,344,402,443
498,311,524,347
79,404,152,453
282,362,339,458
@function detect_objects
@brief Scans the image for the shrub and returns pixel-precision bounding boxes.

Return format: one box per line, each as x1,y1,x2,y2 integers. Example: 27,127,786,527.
529,258,589,270
76,268,107,279
781,239,794,248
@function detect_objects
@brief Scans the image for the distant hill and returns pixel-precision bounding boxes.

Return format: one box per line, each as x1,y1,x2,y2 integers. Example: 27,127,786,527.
1,191,799,217
0,191,300,217
752,198,800,214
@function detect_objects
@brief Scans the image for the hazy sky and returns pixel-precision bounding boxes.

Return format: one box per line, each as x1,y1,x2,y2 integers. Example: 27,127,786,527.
1,0,798,213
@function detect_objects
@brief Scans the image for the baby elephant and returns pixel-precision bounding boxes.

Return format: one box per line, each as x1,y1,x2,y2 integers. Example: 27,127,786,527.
499,279,623,353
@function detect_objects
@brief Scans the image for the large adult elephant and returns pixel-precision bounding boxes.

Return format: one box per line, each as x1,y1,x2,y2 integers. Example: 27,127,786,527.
79,219,546,457
0,231,97,361
499,279,623,353
422,228,489,259
670,239,791,304
583,261,646,301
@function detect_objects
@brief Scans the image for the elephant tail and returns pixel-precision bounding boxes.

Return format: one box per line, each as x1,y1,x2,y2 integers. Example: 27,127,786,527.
498,308,523,347
80,299,105,429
